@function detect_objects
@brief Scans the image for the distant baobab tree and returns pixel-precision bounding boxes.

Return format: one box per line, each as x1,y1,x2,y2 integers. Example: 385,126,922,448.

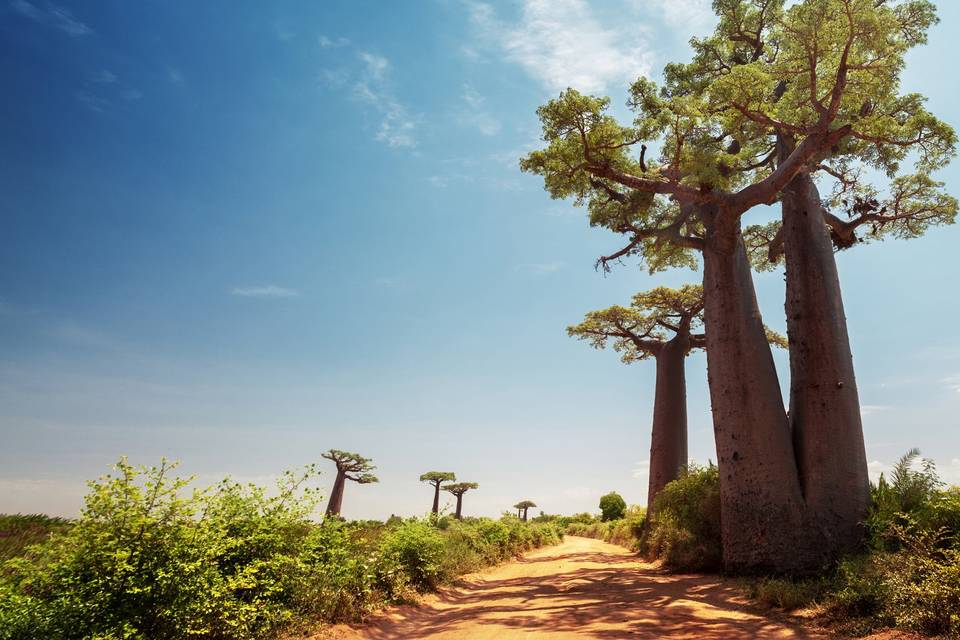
321,449,378,517
420,471,456,514
442,482,478,519
514,500,537,522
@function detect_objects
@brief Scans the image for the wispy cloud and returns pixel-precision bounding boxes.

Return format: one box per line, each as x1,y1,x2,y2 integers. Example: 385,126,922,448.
516,261,563,275
468,0,654,93
456,84,501,137
321,47,417,149
91,70,117,84
75,91,108,113
861,404,892,417
168,68,185,85
318,34,350,49
11,0,92,36
230,285,300,298
629,0,715,34
631,459,650,479
943,375,960,393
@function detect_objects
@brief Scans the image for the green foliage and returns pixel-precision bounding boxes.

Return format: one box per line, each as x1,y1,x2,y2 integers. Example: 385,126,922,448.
565,506,646,550
642,463,722,571
0,460,562,640
442,482,479,497
0,515,71,562
741,448,960,636
323,449,378,484
419,471,455,485
568,285,705,363
599,492,627,522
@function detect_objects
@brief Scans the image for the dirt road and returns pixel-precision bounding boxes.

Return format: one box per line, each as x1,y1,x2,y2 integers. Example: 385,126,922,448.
328,535,829,639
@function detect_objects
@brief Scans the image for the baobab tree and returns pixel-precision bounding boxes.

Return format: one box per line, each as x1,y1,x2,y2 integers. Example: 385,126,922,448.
669,0,956,563
569,285,705,508
514,500,537,522
442,482,478,520
420,471,456,514
321,449,378,517
522,0,953,572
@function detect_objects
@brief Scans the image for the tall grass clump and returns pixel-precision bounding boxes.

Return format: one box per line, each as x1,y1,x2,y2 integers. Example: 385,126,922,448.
0,515,71,563
0,459,563,640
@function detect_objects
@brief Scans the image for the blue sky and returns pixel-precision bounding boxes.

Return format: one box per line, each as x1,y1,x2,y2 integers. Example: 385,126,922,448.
2,0,959,520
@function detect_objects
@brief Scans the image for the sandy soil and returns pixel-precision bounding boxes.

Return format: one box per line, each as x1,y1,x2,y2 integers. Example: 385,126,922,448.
322,535,831,639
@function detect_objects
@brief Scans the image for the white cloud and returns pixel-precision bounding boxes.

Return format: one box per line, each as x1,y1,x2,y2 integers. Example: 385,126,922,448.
75,91,108,113
348,52,416,148
632,459,650,479
168,68,184,85
427,175,448,188
318,34,350,49
942,375,960,393
230,285,300,298
91,70,117,84
861,404,892,417
516,261,563,275
629,0,715,34
469,0,655,93
11,1,92,37
456,84,501,136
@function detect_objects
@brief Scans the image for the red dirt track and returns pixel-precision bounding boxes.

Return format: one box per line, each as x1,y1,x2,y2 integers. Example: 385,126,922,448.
324,535,830,639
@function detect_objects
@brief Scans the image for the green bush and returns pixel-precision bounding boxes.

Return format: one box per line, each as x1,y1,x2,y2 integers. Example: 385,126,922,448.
0,459,563,640
642,463,721,571
599,492,627,522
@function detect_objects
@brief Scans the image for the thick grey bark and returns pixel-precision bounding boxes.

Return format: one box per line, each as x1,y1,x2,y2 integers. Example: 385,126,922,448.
325,471,346,517
701,208,812,573
646,339,689,508
781,168,870,557
454,494,463,519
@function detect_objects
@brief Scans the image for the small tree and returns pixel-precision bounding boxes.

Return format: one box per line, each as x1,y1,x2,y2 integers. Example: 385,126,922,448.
513,500,537,522
419,471,456,514
599,492,627,522
321,449,378,517
442,482,478,520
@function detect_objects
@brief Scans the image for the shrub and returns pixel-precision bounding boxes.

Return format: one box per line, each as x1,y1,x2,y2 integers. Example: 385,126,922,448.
599,492,627,522
0,459,564,640
642,463,721,571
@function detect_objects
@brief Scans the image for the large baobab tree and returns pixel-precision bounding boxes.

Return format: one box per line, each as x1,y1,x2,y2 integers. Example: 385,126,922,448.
420,471,456,514
321,449,378,517
673,0,956,562
443,482,478,520
522,0,953,572
514,500,537,522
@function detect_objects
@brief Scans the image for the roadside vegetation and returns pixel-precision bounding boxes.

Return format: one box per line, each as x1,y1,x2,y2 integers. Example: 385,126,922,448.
0,458,562,640
556,450,960,637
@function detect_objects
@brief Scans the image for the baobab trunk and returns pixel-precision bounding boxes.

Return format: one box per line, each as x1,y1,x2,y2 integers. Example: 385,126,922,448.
431,484,441,514
325,472,346,517
454,494,463,519
646,339,689,508
780,167,869,557
701,207,812,573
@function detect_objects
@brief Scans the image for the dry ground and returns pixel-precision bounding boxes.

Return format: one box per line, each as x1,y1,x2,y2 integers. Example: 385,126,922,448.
321,535,833,639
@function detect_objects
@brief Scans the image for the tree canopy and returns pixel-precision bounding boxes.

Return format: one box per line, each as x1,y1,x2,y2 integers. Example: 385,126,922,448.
321,450,379,484
521,0,955,272
442,482,479,497
419,471,456,485
599,492,627,522
567,285,706,362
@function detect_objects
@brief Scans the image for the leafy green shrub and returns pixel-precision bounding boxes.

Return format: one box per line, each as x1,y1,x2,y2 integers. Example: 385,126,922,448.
376,520,445,595
642,463,721,571
599,492,627,522
0,459,563,640
744,576,831,611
